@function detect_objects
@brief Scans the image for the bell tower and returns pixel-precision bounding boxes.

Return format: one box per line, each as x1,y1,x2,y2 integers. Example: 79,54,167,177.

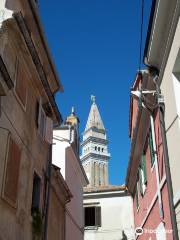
81,96,110,187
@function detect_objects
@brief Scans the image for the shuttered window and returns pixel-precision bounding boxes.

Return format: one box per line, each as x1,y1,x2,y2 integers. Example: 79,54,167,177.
142,154,147,184
36,99,50,141
3,137,21,207
95,206,101,227
149,127,155,166
136,182,139,210
139,168,143,195
15,60,27,108
84,206,101,227
139,154,147,196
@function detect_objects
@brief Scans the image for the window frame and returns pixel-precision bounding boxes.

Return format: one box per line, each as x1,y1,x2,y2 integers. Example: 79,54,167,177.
139,153,147,196
84,206,101,228
31,171,42,214
2,136,21,208
14,57,28,111
136,181,139,211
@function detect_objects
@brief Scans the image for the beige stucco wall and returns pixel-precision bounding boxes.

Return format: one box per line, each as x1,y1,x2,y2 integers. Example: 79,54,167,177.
160,17,180,236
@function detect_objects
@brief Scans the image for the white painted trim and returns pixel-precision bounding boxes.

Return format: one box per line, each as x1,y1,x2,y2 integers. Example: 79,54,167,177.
139,175,166,229
150,116,163,219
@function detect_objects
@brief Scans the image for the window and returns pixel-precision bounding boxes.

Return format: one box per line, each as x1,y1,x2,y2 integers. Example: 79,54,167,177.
84,206,101,227
98,147,100,151
95,146,97,151
36,99,53,143
136,182,139,210
139,154,147,196
38,104,46,139
31,172,41,213
3,137,21,207
15,60,28,108
102,148,104,152
149,125,155,167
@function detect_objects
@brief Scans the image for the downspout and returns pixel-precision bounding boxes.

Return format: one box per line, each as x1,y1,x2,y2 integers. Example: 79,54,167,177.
43,144,52,240
159,103,179,240
150,115,164,219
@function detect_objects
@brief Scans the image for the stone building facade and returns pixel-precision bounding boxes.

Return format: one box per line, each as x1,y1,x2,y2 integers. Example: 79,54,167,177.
0,0,63,239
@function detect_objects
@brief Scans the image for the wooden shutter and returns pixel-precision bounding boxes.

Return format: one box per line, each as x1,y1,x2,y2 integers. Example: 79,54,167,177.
44,117,53,144
95,206,101,227
136,182,139,209
142,154,147,184
4,137,21,207
139,168,143,195
38,105,46,139
15,61,27,107
149,127,155,166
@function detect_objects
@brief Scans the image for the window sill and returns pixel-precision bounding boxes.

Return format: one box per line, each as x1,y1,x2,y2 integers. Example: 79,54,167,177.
84,226,99,230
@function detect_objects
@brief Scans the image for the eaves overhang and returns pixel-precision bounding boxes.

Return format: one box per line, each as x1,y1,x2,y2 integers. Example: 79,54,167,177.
144,0,180,83
14,12,63,125
27,0,64,93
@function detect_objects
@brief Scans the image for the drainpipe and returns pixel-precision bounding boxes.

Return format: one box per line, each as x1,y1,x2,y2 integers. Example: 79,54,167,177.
43,144,52,240
159,104,179,240
150,115,164,219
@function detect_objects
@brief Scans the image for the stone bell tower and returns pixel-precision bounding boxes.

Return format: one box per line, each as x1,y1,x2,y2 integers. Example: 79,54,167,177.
81,96,110,187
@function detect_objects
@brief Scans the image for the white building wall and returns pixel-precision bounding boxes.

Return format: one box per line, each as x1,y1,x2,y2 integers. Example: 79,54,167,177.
52,130,68,178
160,18,180,236
52,129,87,240
84,193,135,240
65,147,84,240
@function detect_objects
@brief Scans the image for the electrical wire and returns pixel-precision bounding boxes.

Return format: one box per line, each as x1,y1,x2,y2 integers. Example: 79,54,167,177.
139,0,145,71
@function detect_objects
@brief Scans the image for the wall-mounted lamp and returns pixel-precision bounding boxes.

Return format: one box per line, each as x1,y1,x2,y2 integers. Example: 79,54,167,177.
131,90,164,112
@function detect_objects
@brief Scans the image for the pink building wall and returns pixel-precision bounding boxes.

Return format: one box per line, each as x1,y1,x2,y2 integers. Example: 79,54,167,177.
129,74,173,240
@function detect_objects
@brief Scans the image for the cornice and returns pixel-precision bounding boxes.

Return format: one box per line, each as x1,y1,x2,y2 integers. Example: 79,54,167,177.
81,136,108,147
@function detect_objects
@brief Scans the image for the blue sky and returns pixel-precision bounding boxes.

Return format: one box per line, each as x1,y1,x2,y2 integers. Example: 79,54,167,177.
39,0,152,185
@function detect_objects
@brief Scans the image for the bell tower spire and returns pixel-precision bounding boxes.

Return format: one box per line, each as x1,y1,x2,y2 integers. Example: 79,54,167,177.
81,96,110,187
